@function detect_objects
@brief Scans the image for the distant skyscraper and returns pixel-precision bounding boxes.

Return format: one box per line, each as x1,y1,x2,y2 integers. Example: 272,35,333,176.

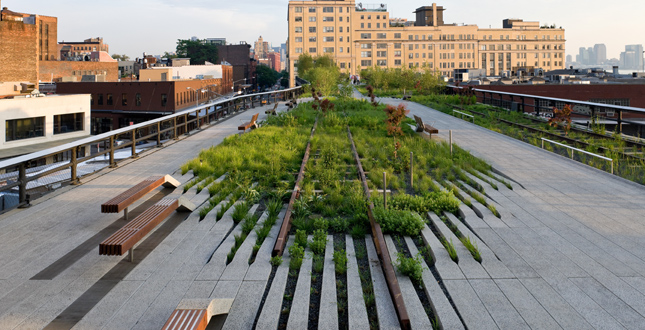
594,44,607,64
254,36,270,59
621,44,644,70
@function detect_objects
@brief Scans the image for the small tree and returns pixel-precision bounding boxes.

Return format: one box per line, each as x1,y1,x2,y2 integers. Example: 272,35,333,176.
548,104,573,135
384,103,410,137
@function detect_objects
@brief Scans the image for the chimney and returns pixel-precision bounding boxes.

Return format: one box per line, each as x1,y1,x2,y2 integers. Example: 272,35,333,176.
432,3,437,27
613,66,619,75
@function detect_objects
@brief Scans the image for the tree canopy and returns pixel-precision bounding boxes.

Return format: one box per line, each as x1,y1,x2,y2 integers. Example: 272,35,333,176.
111,54,130,61
175,39,219,65
256,65,281,89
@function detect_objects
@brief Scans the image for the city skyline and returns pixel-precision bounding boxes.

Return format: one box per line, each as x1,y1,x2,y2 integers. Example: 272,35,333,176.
4,0,645,63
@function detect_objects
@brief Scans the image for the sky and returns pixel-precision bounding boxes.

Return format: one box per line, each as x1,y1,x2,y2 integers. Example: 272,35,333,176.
5,0,644,61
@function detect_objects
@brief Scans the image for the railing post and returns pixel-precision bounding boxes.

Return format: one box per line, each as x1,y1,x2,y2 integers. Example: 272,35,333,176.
18,163,27,205
71,146,79,185
131,130,138,158
535,98,541,117
174,117,178,140
383,172,387,209
156,121,162,147
196,110,201,130
184,113,189,135
520,96,525,113
617,110,623,134
109,136,116,168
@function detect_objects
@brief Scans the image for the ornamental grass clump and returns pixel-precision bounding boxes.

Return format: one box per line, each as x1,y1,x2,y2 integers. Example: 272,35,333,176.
395,253,424,283
373,207,425,236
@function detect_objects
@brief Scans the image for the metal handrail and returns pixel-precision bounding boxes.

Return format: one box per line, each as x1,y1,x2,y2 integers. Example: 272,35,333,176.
541,138,614,174
0,86,303,212
452,110,475,123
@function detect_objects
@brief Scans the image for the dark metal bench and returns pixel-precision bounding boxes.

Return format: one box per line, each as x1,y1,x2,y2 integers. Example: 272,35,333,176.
238,113,259,131
99,197,194,261
161,299,233,330
101,175,180,220
402,94,412,100
265,103,278,115
413,115,439,137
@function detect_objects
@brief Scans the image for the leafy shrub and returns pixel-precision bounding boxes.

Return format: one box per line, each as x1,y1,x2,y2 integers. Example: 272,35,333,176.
310,229,327,255
333,249,348,274
351,225,367,239
313,218,329,231
426,190,461,214
289,244,305,270
373,208,425,236
330,217,349,233
295,229,308,248
270,255,283,267
395,253,423,283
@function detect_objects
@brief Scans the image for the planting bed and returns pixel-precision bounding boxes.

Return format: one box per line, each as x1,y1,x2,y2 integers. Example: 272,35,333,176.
180,98,508,329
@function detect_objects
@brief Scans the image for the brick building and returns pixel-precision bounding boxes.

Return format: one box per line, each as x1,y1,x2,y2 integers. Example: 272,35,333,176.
39,60,118,83
0,3,57,83
57,79,227,134
217,43,257,91
268,52,281,71
59,37,109,60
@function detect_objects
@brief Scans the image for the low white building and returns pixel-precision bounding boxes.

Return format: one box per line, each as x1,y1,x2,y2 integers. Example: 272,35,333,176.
0,93,91,153
139,62,227,81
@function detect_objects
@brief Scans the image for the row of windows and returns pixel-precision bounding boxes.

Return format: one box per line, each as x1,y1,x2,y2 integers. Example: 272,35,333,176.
360,22,387,29
5,113,84,142
295,16,347,22
293,6,351,13
92,93,167,107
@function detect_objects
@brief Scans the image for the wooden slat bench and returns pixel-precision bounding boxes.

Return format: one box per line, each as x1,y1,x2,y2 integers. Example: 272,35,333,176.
413,115,439,137
265,103,278,115
161,298,234,330
101,175,180,220
286,98,298,109
99,197,194,261
238,113,259,131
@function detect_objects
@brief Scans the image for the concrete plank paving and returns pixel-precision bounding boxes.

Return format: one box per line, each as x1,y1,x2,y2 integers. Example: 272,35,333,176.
346,235,370,329
255,237,293,330
420,224,465,280
286,236,313,330
318,236,339,330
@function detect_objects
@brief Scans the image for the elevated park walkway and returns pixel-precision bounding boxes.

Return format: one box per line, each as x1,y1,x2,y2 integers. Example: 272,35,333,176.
0,91,644,329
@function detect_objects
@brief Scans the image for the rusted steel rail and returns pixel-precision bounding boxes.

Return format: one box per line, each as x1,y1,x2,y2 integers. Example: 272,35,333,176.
347,126,411,330
272,118,319,257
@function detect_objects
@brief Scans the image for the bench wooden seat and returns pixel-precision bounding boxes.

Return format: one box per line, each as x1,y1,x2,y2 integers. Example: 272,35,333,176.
101,175,180,220
413,115,439,136
99,197,194,261
238,113,259,131
265,103,278,115
161,299,233,330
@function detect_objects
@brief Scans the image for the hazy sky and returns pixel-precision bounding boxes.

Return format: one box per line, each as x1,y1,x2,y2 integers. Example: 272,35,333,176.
5,0,644,60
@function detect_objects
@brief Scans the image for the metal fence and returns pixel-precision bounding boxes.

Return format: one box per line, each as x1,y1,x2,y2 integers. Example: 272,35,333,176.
0,87,302,213
450,86,645,137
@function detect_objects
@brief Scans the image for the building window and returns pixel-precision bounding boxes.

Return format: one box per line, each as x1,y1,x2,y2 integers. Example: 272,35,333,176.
309,27,316,33
377,51,387,57
323,17,334,22
394,43,401,49
295,48,303,53
368,23,371,28
324,37,334,42
340,62,346,68
394,51,401,57
161,94,168,106
135,93,142,106
339,7,343,13
339,36,343,42
377,60,386,66
377,43,387,49
295,27,302,33
53,113,84,134
377,23,380,28
295,16,302,22
323,47,334,53
309,37,317,42
361,51,372,58
395,59,401,65
361,23,364,28
360,33,371,39
107,94,113,106
295,37,303,42
361,60,372,67
377,33,386,39
323,7,333,12
5,117,45,142
323,26,334,33
394,33,401,39
309,7,316,13
122,93,128,106
361,44,372,49
97,94,104,105
309,47,317,53
295,7,303,13
340,27,343,32
309,17,316,22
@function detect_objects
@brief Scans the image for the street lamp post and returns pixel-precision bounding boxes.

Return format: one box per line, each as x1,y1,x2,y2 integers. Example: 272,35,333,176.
232,78,247,94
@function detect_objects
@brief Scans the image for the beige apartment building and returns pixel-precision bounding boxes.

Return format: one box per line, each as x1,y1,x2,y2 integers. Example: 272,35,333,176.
287,1,565,86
